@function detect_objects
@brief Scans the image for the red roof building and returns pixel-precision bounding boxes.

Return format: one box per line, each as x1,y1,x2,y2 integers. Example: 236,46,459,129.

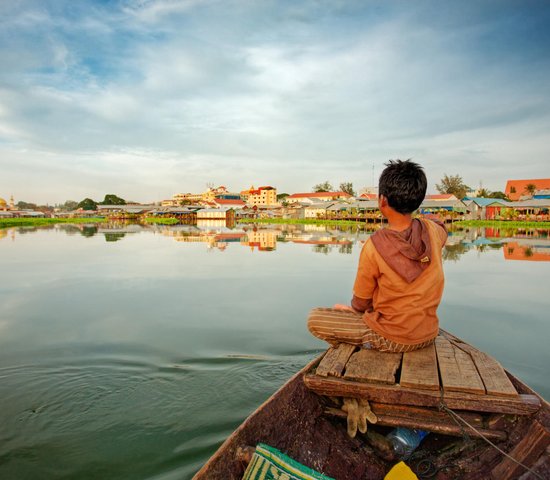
359,193,377,200
505,179,550,201
214,198,245,207
424,194,458,201
240,186,277,206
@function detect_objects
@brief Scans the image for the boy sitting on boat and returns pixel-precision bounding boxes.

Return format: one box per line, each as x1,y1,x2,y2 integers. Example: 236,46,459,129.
308,159,447,437
308,159,447,353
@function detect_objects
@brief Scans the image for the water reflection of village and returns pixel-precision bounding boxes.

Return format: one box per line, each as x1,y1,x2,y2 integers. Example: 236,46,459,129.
448,227,550,262
159,221,372,252
2,222,550,261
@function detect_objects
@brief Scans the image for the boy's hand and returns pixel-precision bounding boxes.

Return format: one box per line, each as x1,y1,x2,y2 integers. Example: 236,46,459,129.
333,304,355,312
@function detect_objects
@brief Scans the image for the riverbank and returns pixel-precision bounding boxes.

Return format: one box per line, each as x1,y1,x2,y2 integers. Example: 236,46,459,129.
5,217,548,230
0,217,106,228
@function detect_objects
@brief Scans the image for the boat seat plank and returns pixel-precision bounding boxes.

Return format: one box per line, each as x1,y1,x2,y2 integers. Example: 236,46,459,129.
490,420,550,479
435,337,486,395
400,344,439,391
303,374,541,415
315,343,356,377
343,349,402,384
446,340,518,397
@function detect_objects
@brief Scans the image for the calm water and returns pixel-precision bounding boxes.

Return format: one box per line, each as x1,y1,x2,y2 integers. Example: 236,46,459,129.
0,222,549,479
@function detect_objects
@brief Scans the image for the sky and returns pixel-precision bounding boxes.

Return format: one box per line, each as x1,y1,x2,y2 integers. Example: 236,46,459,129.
1,0,549,204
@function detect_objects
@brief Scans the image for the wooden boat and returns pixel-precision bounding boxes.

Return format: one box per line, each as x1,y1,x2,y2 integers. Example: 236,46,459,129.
193,331,550,480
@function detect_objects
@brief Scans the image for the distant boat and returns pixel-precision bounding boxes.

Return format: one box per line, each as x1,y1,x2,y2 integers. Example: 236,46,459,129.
193,331,549,480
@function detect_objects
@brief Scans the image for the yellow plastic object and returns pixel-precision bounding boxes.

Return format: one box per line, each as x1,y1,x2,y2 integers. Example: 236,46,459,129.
384,461,418,480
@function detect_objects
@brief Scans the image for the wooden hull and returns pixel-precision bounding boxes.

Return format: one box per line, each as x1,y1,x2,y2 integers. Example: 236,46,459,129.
193,355,550,480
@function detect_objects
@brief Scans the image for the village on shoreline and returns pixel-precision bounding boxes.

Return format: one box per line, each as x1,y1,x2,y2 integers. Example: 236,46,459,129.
1,178,550,227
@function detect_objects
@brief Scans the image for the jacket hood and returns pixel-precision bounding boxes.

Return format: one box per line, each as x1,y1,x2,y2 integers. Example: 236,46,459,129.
370,218,432,283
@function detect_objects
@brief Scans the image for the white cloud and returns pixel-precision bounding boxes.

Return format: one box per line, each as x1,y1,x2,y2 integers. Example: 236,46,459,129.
122,0,209,23
1,1,549,202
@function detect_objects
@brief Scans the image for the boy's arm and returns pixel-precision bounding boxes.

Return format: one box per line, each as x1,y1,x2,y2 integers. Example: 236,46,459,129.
351,295,373,313
352,241,379,313
430,218,448,247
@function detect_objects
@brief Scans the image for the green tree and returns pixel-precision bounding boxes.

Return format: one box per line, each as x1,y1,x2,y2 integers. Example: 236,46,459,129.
77,198,98,210
16,201,37,210
477,188,491,198
276,193,289,202
488,191,510,201
524,183,537,196
60,200,78,211
435,174,469,199
100,194,126,205
339,182,356,196
37,204,54,213
313,181,333,192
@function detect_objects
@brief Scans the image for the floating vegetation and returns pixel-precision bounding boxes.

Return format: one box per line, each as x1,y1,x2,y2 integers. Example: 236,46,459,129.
0,217,106,228
143,217,179,225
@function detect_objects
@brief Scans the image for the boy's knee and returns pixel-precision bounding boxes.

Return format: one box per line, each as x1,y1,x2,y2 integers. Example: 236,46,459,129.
307,308,328,337
307,309,320,334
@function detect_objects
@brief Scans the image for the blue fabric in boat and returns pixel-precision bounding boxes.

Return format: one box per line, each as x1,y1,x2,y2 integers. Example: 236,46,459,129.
242,443,335,480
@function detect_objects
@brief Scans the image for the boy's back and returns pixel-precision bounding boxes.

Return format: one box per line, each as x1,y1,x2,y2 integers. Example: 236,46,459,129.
354,217,447,345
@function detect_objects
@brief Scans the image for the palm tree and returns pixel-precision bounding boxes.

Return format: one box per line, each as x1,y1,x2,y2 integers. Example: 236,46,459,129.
477,188,491,198
524,183,537,196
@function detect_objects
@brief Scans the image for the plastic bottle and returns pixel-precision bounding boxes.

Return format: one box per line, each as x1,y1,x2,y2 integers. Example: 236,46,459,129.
386,427,429,459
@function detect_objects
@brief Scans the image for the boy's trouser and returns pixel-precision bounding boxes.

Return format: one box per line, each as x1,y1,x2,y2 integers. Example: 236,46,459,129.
307,307,435,353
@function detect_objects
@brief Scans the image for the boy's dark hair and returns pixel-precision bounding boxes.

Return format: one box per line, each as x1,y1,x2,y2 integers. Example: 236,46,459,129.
379,159,427,214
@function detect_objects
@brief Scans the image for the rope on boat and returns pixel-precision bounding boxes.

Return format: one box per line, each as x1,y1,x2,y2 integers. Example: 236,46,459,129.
438,403,546,480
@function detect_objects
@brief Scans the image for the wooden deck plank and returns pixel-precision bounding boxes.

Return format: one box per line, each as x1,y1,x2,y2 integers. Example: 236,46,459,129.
400,344,439,391
446,340,518,398
303,374,541,415
343,349,402,384
435,337,486,395
315,343,356,377
491,420,550,479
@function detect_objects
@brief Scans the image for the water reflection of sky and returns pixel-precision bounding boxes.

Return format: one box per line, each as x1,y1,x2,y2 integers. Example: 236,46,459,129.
0,222,549,479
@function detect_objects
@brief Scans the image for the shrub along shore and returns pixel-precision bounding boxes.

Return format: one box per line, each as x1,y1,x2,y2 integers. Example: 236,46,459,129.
143,217,179,225
0,217,106,228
